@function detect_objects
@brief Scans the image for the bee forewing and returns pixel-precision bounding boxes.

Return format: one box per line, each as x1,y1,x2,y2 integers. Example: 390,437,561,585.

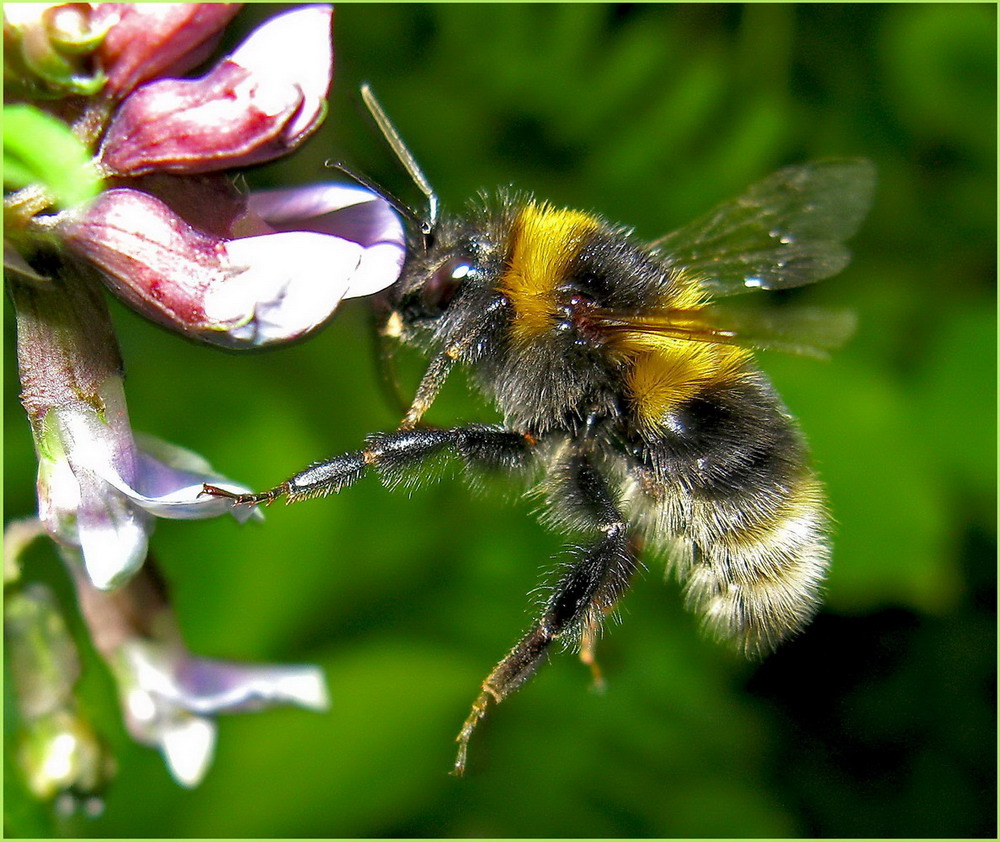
652,158,876,297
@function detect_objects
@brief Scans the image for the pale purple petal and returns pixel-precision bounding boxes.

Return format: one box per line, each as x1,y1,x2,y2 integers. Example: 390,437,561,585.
127,433,263,523
248,184,406,298
174,658,330,714
118,640,216,787
117,638,329,787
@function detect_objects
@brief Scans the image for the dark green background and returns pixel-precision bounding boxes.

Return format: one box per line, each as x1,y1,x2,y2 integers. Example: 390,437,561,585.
5,4,996,837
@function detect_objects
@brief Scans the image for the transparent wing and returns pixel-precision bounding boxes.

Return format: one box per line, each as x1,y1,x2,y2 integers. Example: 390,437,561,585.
652,159,876,297
595,304,857,359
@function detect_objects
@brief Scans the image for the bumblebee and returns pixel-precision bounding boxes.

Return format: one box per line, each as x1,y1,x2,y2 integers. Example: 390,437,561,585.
206,85,875,774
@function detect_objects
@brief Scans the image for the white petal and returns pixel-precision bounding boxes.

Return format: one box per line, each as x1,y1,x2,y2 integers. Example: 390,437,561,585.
264,665,330,711
350,240,407,298
210,231,364,346
75,466,150,590
247,184,406,300
159,715,217,788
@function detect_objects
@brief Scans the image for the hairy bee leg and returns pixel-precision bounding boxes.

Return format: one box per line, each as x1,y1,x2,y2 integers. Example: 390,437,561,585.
578,619,607,693
452,451,638,775
579,532,644,692
201,424,535,505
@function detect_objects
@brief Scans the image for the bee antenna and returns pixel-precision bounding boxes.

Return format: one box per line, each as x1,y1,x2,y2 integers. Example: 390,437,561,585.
359,82,439,245
324,159,425,232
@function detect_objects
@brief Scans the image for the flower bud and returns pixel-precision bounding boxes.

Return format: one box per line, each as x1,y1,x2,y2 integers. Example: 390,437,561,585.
6,584,115,801
98,5,332,175
3,3,106,98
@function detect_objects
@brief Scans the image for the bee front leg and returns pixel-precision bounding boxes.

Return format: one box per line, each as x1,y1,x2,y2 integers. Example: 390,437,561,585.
203,424,535,506
453,450,639,775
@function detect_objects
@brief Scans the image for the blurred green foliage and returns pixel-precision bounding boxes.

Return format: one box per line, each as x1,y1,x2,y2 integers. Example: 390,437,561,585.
3,105,102,209
4,4,995,838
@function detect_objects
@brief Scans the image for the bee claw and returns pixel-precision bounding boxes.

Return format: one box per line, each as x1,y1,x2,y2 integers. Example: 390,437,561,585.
200,483,280,506
200,483,237,500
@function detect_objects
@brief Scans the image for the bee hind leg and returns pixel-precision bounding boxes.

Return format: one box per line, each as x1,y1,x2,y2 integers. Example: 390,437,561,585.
452,451,638,774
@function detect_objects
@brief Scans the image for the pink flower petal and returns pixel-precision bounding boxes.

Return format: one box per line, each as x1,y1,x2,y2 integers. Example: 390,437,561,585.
94,3,243,100
98,61,303,176
64,186,404,348
98,5,333,175
228,5,333,141
63,188,223,332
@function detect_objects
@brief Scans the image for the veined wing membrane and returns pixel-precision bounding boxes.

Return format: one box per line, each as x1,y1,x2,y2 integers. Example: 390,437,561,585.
652,159,876,297
596,304,857,359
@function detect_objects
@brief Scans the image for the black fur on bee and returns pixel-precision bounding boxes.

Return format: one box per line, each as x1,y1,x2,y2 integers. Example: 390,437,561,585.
205,87,874,774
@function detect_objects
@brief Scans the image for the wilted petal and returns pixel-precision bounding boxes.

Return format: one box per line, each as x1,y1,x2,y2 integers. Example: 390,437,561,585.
98,5,332,175
93,3,242,100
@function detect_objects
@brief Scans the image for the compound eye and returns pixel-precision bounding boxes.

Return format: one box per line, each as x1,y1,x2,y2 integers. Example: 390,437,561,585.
421,254,471,313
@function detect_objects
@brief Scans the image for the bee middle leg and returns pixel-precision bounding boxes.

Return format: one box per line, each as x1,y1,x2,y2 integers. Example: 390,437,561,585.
453,449,639,774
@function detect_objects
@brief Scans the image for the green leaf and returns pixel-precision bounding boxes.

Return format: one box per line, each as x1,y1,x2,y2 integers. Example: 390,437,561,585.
3,105,101,209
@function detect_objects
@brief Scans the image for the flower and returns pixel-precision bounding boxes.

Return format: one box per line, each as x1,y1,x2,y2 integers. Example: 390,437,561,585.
5,5,379,796
37,378,262,590
63,182,406,347
116,640,329,787
71,563,328,788
53,2,406,348
13,258,260,593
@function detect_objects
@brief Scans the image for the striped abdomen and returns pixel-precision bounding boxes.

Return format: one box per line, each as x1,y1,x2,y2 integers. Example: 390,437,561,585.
624,366,829,656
